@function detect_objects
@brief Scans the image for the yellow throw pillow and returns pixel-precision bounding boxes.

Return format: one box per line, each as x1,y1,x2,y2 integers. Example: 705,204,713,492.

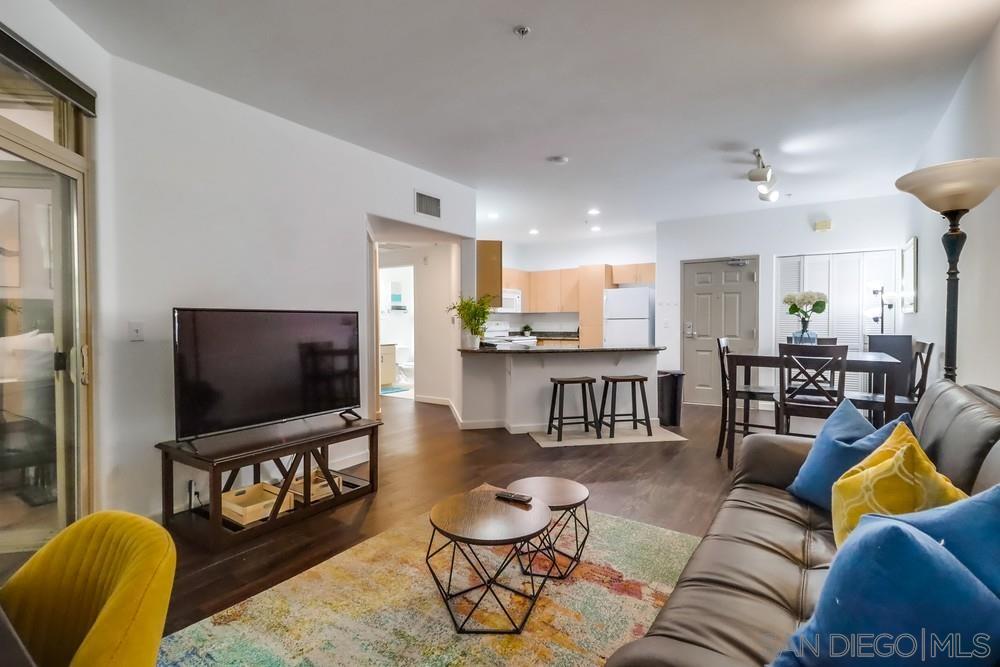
831,422,967,546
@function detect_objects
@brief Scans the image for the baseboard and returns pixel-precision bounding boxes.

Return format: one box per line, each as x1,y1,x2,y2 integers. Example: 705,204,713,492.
457,417,506,430
415,394,450,406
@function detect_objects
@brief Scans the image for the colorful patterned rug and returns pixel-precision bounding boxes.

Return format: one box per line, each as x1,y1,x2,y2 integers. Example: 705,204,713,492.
158,496,701,666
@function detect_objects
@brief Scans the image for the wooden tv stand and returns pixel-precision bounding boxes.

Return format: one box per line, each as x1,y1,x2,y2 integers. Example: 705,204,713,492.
156,414,381,551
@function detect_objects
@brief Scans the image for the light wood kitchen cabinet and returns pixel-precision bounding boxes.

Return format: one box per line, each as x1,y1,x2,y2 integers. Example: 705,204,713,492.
612,263,639,285
529,269,561,312
477,240,502,307
578,264,613,346
612,262,655,285
559,268,579,312
502,267,531,306
536,338,580,348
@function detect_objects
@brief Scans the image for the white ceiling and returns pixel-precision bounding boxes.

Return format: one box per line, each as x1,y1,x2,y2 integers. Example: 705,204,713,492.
53,0,1000,241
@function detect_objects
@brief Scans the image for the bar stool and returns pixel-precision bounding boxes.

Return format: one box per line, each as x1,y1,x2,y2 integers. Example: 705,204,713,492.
599,375,653,437
547,377,601,441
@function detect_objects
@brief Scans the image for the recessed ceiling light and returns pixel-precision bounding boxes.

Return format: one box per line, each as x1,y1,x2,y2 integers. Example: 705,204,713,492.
529,228,539,235
590,225,601,232
587,208,601,216
486,211,499,220
546,155,570,165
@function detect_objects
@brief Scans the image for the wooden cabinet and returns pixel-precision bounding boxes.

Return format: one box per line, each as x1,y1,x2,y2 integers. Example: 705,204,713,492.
379,344,396,386
502,267,531,307
578,264,613,346
536,338,579,348
612,262,655,285
529,269,561,312
612,263,639,286
477,240,502,307
559,268,579,312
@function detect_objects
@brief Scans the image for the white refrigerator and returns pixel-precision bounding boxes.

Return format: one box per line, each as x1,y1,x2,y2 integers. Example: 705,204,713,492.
603,287,654,347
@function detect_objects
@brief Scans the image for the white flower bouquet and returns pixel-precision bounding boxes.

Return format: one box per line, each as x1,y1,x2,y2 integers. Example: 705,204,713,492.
782,291,827,326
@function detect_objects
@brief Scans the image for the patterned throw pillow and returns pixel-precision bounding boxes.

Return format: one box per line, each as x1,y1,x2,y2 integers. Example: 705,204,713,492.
831,422,967,546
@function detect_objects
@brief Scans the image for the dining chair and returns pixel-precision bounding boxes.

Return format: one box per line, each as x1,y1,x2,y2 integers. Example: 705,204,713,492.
715,337,779,458
909,340,934,400
776,343,848,435
848,339,935,421
783,337,839,389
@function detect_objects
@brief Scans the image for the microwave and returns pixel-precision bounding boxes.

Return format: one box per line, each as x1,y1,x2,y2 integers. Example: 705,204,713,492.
496,288,522,313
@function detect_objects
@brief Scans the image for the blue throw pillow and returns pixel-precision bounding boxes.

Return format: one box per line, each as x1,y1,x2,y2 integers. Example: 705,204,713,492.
771,488,1000,666
787,401,912,510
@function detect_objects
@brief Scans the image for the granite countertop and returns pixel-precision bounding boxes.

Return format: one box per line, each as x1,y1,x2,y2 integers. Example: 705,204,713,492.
531,331,580,340
459,346,665,354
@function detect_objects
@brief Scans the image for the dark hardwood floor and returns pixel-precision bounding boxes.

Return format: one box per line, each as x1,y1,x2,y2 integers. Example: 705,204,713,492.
166,397,741,634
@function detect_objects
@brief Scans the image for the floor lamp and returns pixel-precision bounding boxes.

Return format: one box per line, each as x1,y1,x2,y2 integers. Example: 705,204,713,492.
895,158,1000,383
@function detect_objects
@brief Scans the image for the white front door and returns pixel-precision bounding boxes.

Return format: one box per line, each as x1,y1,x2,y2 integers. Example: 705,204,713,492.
681,258,759,405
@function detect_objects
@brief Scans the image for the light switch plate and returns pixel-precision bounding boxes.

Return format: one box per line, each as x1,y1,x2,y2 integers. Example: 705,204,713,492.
128,320,144,342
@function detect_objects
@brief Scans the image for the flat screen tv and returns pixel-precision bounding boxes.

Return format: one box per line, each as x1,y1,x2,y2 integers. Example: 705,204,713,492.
173,308,361,440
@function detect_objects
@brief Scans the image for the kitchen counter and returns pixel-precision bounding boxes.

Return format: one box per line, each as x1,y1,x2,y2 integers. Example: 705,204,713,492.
460,346,663,354
458,346,664,433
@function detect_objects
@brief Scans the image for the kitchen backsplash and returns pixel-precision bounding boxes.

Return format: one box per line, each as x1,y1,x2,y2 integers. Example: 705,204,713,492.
492,312,579,332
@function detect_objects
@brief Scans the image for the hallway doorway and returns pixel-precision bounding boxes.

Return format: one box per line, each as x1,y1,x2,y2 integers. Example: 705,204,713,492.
378,261,414,399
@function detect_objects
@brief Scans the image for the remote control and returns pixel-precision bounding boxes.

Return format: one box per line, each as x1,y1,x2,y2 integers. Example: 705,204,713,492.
496,490,532,504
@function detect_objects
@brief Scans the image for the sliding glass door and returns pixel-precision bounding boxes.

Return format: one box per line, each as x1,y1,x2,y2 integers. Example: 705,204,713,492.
0,129,89,579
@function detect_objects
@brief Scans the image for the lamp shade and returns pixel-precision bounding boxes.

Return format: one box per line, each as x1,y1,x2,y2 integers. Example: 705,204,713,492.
895,158,1000,213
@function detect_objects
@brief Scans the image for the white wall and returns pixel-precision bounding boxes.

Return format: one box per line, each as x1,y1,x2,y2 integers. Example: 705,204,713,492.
901,18,1000,387
379,243,461,406
1,1,477,516
503,230,656,271
655,195,913,369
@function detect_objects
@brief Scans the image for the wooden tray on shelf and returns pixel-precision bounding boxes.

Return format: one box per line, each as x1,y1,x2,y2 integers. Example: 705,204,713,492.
265,469,343,505
221,483,294,526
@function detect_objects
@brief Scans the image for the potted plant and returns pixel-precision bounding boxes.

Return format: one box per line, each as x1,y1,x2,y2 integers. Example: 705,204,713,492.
447,295,493,349
783,291,827,344
521,324,532,336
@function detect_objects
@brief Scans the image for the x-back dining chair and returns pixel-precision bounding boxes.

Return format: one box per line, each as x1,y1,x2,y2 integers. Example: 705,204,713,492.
776,343,848,435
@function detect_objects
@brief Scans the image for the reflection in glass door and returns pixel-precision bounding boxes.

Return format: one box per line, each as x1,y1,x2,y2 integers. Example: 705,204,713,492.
0,145,84,579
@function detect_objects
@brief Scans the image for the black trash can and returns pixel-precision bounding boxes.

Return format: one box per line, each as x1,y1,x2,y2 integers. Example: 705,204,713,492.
657,370,685,427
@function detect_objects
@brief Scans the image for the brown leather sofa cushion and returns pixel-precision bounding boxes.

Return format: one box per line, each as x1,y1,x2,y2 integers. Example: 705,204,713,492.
607,381,1000,667
609,481,834,666
912,381,1000,492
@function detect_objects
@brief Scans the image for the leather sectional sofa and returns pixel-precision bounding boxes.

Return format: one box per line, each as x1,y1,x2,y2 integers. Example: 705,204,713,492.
607,381,1000,666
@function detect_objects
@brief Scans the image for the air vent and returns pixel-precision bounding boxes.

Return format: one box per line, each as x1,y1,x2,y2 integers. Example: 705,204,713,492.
415,191,441,218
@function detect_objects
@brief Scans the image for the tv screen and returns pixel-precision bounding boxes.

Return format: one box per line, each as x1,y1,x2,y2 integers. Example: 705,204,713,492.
173,308,360,439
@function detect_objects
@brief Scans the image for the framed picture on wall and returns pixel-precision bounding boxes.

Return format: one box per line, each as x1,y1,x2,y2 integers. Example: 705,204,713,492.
901,236,917,313
0,197,21,288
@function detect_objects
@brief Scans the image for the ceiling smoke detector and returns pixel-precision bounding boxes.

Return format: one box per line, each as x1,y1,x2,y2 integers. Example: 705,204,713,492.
513,25,531,39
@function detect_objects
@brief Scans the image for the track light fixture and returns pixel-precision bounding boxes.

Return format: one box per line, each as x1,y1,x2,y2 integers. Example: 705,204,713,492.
748,148,779,202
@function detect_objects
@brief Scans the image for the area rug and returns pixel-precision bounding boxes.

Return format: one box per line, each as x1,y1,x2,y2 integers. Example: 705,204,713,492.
379,385,410,395
530,425,687,448
157,496,701,666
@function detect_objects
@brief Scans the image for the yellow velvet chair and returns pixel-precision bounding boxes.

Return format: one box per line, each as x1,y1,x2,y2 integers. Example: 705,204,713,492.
0,511,176,667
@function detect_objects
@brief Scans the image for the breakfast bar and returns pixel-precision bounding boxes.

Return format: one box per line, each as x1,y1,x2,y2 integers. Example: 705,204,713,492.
457,346,665,433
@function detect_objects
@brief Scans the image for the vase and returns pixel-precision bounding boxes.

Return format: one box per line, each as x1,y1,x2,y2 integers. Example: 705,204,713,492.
461,330,480,349
791,320,817,344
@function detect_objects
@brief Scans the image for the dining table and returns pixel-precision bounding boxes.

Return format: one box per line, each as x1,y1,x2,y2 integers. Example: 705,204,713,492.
724,351,902,469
